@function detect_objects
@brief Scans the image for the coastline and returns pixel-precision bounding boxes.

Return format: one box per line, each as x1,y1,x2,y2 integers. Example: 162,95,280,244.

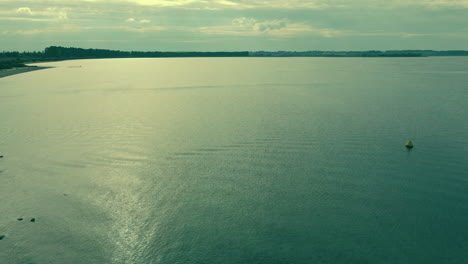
0,66,50,79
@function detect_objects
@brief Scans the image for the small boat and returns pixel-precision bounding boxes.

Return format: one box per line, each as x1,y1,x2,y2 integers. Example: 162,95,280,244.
405,140,414,148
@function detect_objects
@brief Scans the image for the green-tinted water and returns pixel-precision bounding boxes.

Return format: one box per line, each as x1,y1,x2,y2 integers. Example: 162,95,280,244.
1,57,467,263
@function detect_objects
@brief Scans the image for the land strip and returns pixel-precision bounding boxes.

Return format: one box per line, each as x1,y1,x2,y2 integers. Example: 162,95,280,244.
0,66,51,79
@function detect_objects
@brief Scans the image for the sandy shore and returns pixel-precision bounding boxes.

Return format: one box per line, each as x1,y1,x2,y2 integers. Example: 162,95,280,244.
0,66,50,78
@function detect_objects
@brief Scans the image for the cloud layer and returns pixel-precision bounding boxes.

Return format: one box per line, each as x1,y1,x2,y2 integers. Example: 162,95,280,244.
0,0,467,51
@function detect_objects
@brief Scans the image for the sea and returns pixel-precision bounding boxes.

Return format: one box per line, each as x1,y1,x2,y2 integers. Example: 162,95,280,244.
0,57,467,264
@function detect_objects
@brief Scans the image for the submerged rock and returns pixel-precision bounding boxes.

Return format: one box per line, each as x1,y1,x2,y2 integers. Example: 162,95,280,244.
0,235,5,240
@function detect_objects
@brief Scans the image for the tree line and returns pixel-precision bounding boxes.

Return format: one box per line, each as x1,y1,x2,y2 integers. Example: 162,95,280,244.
2,47,468,60
43,46,249,58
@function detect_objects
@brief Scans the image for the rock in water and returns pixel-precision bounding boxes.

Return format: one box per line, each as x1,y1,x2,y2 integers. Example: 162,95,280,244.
30,218,36,222
17,218,23,221
0,235,5,240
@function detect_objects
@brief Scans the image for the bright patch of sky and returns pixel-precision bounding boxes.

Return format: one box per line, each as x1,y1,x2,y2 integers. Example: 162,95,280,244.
0,0,467,51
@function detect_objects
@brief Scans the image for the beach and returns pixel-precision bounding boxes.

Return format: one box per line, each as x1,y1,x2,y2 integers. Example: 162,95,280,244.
0,66,50,78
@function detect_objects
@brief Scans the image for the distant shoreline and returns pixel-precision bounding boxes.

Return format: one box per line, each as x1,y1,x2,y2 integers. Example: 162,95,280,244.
0,66,50,79
0,52,468,78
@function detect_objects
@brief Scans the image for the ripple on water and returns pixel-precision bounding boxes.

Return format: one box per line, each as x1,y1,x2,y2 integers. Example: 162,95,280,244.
84,147,150,168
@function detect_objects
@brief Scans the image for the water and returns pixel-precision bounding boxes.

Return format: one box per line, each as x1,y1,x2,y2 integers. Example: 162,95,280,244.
0,57,467,264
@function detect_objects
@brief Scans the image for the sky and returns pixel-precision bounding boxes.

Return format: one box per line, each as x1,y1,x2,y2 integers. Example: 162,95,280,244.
0,0,467,51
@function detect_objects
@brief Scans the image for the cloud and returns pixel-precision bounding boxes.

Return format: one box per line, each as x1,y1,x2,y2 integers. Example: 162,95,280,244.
1,0,467,52
124,0,338,9
196,18,346,38
232,17,287,33
254,20,287,32
46,7,68,20
122,25,166,32
4,6,69,22
126,17,151,23
232,17,256,27
5,25,89,35
16,7,33,15
197,17,444,39
3,0,468,11
2,0,334,10
128,0,240,8
0,17,55,22
3,24,168,35
142,0,209,6
80,0,468,10
422,0,468,8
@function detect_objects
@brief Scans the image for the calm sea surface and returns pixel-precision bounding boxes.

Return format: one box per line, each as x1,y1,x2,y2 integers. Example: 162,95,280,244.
0,57,467,264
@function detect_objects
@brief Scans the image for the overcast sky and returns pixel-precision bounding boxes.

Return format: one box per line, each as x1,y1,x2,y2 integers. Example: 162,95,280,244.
1,0,467,51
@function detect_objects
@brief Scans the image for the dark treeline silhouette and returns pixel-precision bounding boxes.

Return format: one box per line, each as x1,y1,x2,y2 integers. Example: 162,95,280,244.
249,50,468,57
0,51,44,70
0,51,43,58
43,46,249,58
0,60,27,70
1,47,468,60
